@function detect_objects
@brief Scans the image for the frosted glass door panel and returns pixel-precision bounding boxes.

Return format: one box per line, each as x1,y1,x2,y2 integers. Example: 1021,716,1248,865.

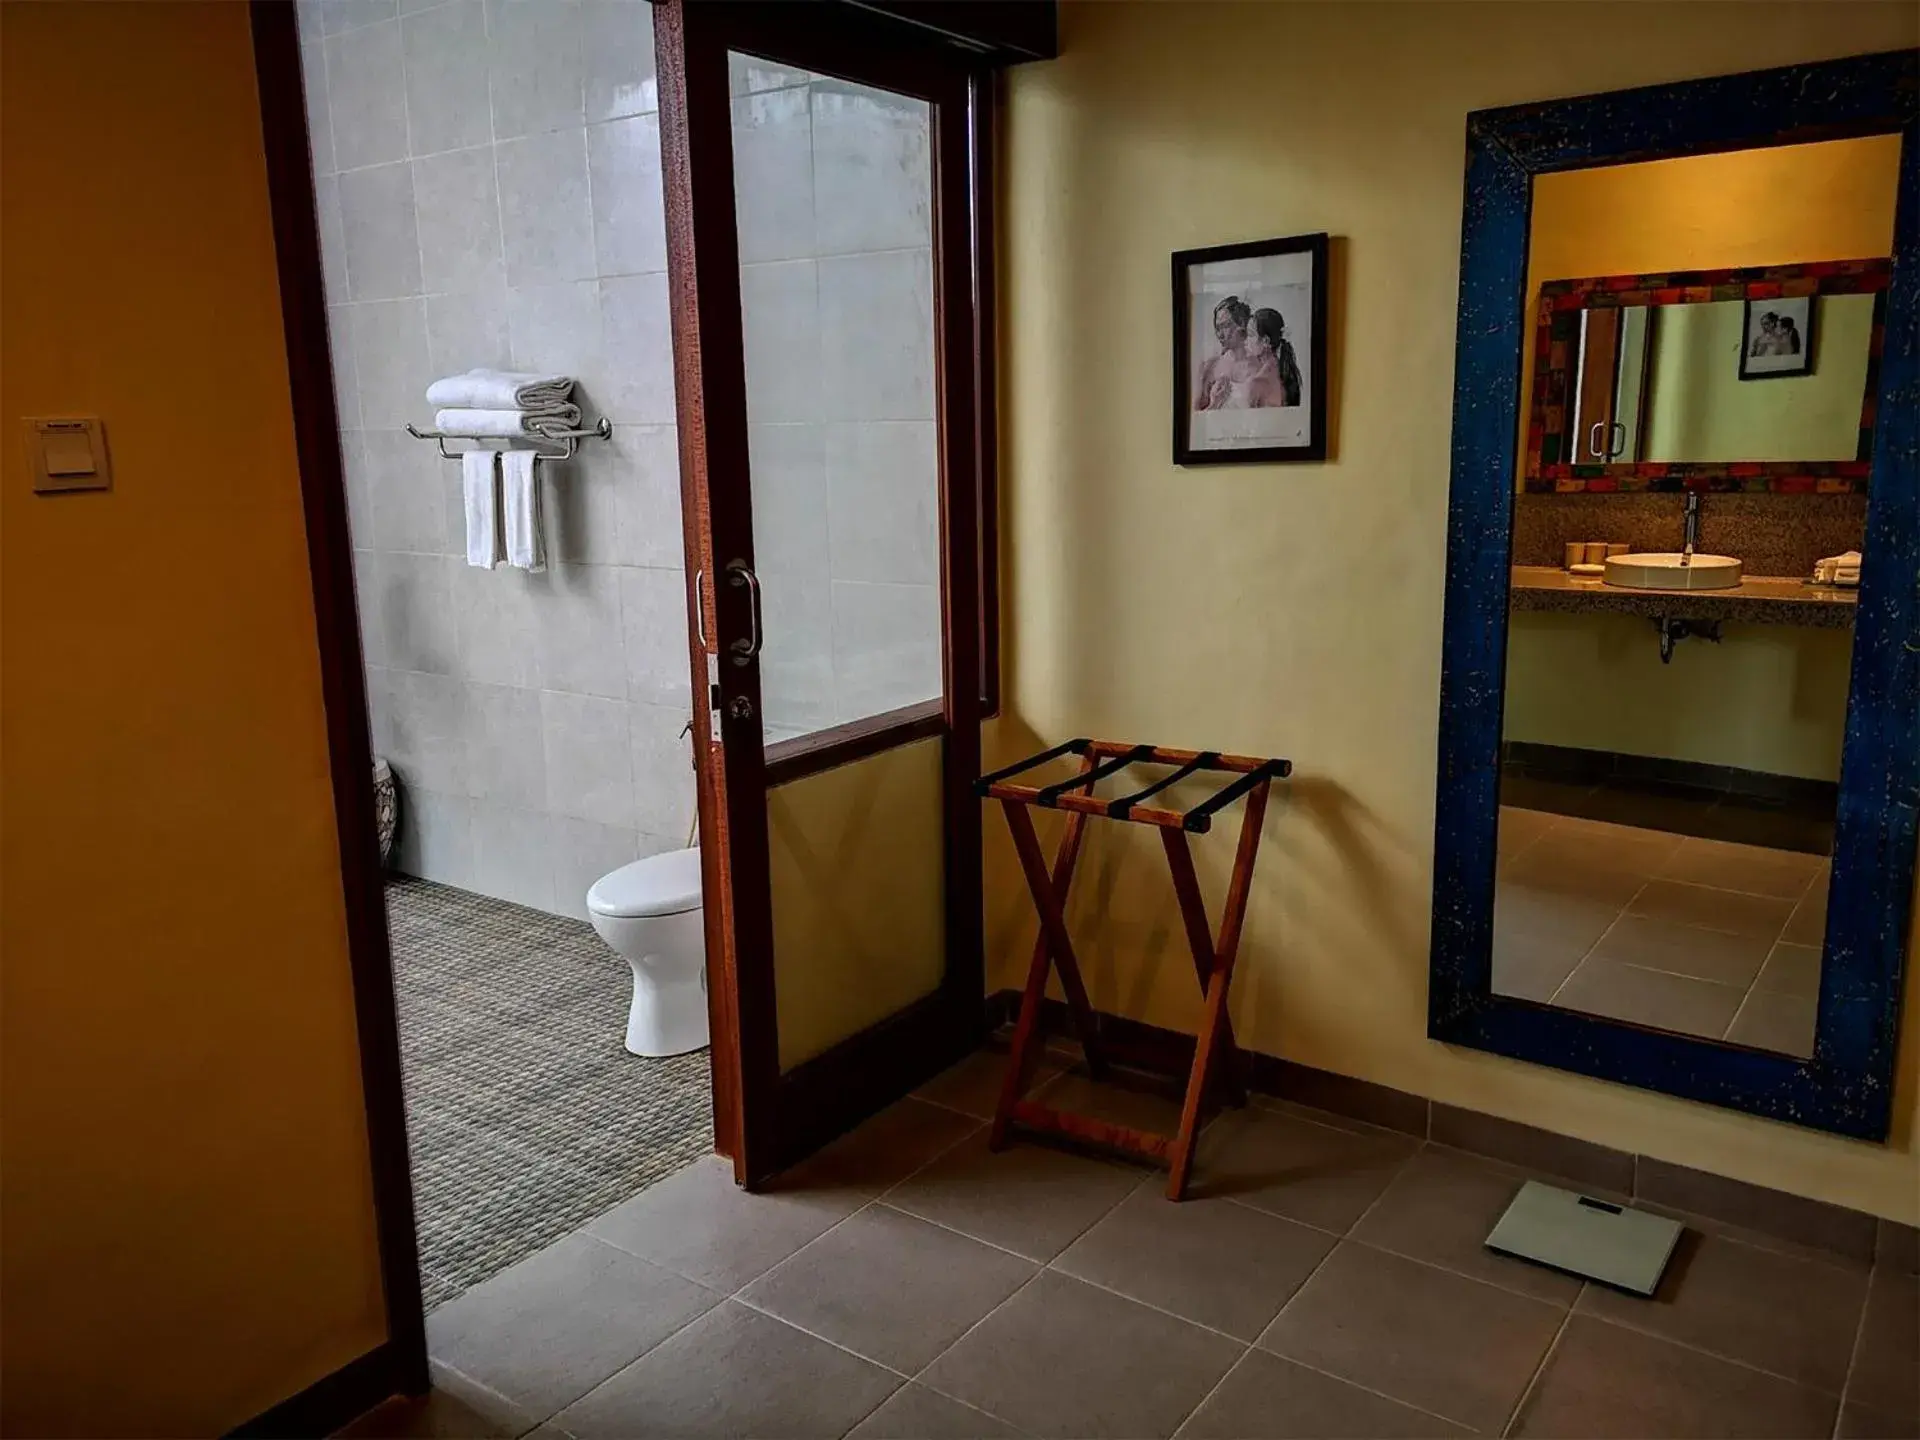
729,57,943,746
767,737,946,1070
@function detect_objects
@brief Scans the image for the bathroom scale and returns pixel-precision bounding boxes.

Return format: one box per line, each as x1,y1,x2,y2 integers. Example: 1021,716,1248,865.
1485,1180,1683,1296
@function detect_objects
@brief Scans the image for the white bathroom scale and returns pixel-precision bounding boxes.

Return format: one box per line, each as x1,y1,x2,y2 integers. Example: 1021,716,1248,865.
1485,1180,1683,1296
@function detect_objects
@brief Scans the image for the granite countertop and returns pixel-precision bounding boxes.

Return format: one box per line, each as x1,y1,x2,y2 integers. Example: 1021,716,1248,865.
1510,566,1858,628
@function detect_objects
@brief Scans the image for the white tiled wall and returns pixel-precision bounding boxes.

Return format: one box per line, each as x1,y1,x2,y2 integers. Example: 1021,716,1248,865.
730,62,944,743
299,0,689,919
300,7,945,914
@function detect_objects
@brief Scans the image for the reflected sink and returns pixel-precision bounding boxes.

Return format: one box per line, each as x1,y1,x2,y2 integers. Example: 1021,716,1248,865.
1603,552,1743,591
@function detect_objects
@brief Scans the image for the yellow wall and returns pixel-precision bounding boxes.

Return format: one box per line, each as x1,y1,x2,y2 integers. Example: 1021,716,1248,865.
769,739,946,1069
1,4,387,1434
1644,294,1877,463
1505,613,1853,782
995,1,1920,1221
1509,135,1897,776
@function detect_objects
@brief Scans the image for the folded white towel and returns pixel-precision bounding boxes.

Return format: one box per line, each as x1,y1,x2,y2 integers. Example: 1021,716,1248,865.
501,449,546,572
1813,550,1863,585
435,406,583,439
462,450,502,569
427,369,576,412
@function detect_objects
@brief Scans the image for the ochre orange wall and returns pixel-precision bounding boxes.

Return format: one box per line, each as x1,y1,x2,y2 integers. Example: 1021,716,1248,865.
994,1,1920,1222
1,3,387,1433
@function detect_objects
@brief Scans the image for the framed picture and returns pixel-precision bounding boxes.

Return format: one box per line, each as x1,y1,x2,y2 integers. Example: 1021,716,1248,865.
1173,232,1329,464
1739,295,1815,379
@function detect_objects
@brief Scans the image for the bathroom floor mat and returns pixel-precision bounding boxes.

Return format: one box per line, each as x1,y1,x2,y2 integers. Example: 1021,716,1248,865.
385,877,714,1310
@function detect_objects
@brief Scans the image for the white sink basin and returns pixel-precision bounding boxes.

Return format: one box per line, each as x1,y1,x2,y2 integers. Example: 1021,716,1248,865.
1603,553,1743,591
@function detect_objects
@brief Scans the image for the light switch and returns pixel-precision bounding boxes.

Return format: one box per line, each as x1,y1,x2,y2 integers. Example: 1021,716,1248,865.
27,417,111,494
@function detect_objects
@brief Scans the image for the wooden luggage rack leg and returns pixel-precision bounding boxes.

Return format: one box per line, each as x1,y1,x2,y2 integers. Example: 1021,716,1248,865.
980,739,1287,1200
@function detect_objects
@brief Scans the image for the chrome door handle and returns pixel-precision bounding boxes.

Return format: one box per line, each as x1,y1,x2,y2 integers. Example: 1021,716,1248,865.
1588,421,1606,460
726,559,762,666
693,568,709,650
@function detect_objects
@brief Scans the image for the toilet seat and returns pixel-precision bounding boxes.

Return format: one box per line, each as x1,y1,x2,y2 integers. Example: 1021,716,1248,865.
588,848,702,919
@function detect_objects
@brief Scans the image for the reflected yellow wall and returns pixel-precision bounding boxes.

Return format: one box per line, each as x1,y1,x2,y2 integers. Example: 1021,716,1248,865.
1519,134,1902,482
1644,295,1876,463
1509,134,1897,778
0,4,387,1433
996,0,1920,1221
769,739,946,1069
1505,613,1854,781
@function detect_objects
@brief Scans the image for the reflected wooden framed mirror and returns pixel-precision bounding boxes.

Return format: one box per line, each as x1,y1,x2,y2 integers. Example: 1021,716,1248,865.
1526,258,1891,490
1429,49,1918,1139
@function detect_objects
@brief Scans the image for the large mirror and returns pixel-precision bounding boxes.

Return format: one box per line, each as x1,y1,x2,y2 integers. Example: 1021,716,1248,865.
1493,137,1900,1061
1430,51,1919,1138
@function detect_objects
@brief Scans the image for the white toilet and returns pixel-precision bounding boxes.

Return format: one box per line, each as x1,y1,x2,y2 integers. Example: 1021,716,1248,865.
586,847,708,1057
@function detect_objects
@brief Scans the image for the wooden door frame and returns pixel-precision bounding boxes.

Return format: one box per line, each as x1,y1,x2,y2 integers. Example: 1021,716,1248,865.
242,0,1009,1424
656,0,995,1184
246,0,428,1418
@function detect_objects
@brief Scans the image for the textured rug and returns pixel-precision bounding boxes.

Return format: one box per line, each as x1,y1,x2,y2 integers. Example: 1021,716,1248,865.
386,878,714,1310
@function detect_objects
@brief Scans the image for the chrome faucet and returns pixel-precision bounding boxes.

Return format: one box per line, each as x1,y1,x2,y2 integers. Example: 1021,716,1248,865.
1681,490,1701,566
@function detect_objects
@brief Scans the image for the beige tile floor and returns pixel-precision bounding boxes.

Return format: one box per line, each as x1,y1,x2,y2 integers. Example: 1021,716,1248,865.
344,1048,1917,1439
1493,806,1830,1055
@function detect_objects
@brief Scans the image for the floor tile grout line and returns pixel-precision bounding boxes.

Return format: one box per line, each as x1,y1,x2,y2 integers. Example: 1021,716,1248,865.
1570,1306,1858,1399
1499,1283,1581,1438
1829,1270,1875,1439
868,1196,1065,1268
1167,1341,1257,1440
728,1288,922,1383
1723,970,1766,1043
1544,884,1644,1007
893,1267,1054,1431
831,1369,1025,1440
1183,1154,1518,1438
1593,954,1757,992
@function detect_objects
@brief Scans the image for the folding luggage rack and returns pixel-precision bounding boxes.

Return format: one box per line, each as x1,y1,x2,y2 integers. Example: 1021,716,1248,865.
976,738,1291,1199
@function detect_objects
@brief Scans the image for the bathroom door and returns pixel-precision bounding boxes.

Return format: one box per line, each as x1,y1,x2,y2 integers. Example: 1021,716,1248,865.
655,0,988,1186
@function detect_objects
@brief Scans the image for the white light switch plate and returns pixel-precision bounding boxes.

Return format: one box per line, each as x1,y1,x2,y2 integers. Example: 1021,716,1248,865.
28,416,111,494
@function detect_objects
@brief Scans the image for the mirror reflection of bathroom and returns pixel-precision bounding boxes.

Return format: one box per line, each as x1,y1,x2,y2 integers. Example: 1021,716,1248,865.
1492,134,1901,1057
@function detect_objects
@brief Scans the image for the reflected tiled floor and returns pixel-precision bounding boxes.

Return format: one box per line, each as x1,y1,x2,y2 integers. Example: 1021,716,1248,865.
345,1051,1917,1439
1494,807,1828,1056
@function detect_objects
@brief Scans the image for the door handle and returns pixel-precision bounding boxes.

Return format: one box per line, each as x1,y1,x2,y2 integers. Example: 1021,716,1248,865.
693,568,709,650
725,559,762,667
1609,421,1627,458
1588,421,1606,460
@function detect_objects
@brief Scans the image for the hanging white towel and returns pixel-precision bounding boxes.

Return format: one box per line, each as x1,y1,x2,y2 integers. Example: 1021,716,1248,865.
462,450,502,569
501,449,546,572
427,369,576,412
434,405,582,438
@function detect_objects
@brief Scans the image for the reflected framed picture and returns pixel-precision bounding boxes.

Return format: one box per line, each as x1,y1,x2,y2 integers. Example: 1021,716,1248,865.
1173,232,1328,464
1740,295,1815,379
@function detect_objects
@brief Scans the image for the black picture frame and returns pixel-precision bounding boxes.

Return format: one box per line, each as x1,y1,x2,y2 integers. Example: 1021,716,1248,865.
1172,233,1329,465
1738,294,1818,380
1430,48,1918,1142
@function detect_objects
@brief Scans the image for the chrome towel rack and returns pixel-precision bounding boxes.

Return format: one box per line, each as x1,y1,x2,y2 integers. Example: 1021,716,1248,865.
405,416,612,463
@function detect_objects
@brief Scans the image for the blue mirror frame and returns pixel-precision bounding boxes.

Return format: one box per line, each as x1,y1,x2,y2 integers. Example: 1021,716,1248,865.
1430,49,1919,1141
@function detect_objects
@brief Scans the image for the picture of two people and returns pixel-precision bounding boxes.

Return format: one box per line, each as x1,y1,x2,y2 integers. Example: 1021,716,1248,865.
1195,295,1303,411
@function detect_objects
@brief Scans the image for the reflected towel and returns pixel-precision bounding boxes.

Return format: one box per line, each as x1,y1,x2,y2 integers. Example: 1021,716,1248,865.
427,369,576,412
462,450,502,569
501,449,545,572
434,406,582,438
1813,550,1862,586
